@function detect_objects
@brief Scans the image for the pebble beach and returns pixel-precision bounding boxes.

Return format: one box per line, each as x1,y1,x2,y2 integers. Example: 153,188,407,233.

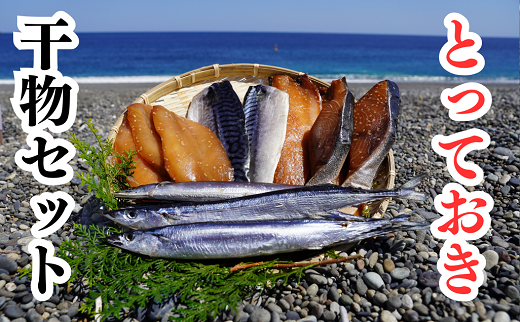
0,81,518,322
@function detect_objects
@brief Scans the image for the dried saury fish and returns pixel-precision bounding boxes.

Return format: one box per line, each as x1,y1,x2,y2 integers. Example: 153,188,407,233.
342,80,400,189
105,214,429,259
115,181,295,202
307,77,354,186
103,174,426,230
243,85,289,183
187,81,250,182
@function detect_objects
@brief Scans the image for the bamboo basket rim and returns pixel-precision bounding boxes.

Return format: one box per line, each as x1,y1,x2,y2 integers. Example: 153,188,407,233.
108,63,396,220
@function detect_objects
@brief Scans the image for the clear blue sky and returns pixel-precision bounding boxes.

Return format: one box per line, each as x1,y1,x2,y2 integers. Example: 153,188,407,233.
1,0,518,37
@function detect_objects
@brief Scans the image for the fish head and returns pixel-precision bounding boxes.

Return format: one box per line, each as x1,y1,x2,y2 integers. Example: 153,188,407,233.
102,206,171,230
105,230,162,257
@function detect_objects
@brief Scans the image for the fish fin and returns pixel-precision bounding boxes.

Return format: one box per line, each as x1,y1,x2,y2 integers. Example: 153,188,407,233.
152,233,172,242
322,211,370,222
400,173,427,189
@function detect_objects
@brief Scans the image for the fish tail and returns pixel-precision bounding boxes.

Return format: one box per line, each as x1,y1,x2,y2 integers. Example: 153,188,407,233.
395,173,428,201
400,173,428,189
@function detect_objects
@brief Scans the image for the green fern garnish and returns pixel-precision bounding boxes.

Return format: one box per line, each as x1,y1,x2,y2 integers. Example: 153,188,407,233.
69,120,135,210
57,224,314,322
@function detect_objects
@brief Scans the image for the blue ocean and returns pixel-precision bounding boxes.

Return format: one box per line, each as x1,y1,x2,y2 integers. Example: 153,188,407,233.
0,32,518,83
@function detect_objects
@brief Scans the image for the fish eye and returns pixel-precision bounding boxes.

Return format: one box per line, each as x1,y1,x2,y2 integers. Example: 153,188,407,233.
127,210,137,219
125,232,134,241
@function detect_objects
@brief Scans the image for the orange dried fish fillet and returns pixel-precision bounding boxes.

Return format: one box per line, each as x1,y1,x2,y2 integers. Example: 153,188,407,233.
152,105,234,182
126,103,169,178
342,80,400,189
114,114,169,187
272,74,322,185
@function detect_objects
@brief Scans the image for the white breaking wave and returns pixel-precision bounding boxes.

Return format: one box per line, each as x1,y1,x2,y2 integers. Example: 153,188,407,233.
0,74,518,85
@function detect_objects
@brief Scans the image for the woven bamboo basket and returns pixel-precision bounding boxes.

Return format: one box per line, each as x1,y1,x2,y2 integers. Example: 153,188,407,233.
107,63,396,219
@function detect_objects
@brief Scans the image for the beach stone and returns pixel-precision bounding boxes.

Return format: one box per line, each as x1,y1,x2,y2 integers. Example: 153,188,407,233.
368,252,378,268
506,285,519,300
278,299,290,311
306,284,318,297
0,256,18,274
270,311,280,322
249,308,271,322
491,236,509,248
373,292,388,306
355,278,368,296
67,306,78,318
510,177,520,186
418,272,440,288
59,316,71,322
483,250,499,270
401,295,413,310
338,294,352,306
5,305,25,319
305,273,327,285
297,316,317,322
403,310,419,322
322,310,336,321
267,303,283,314
243,304,254,314
363,272,384,290
487,174,499,182
380,310,398,322
494,147,513,156
493,311,511,322
374,263,384,275
390,268,410,280
310,304,323,319
234,311,249,322
329,302,340,316
387,296,402,311
26,309,43,322
383,259,395,272
328,286,339,302
498,251,511,262
286,311,299,321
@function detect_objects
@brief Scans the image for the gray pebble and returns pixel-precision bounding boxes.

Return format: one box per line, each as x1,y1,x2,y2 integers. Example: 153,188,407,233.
249,308,271,322
310,304,323,319
25,309,43,322
506,285,519,300
270,311,280,322
67,306,78,318
483,250,499,270
373,292,387,306
390,268,410,280
328,286,340,302
306,284,318,297
488,174,499,182
234,311,249,322
297,316,317,322
305,273,327,285
329,302,340,316
380,310,398,322
58,316,71,322
493,311,511,322
338,294,352,306
285,311,299,321
387,296,401,310
403,310,419,322
355,277,368,295
278,299,290,312
401,294,413,310
321,310,336,322
267,303,283,314
363,272,384,290
0,256,18,274
5,305,25,319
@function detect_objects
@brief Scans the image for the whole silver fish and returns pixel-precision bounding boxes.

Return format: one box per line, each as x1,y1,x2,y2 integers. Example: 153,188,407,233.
114,181,297,202
103,174,426,230
105,214,429,259
243,85,289,183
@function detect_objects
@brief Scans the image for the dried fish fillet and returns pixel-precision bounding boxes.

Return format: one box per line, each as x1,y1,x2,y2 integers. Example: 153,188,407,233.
152,105,233,182
113,115,168,187
342,80,400,189
271,74,322,185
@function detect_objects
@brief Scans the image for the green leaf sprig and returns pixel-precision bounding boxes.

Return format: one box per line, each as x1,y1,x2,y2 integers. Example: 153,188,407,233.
69,120,135,210
58,224,314,322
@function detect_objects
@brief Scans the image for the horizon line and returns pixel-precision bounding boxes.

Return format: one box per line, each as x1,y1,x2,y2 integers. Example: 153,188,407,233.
0,30,518,39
